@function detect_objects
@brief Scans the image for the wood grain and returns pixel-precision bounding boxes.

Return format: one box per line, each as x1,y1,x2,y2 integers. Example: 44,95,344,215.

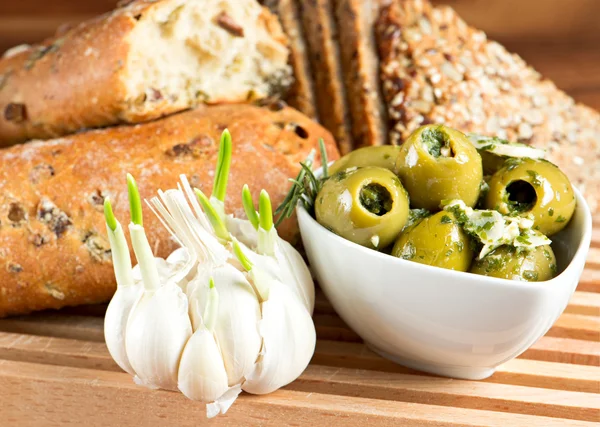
2,360,597,427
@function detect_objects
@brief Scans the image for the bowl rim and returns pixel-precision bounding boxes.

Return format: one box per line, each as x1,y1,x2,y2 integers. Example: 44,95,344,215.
297,168,592,290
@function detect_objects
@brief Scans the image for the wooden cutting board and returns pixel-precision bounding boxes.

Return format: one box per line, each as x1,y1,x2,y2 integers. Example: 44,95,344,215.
0,229,598,426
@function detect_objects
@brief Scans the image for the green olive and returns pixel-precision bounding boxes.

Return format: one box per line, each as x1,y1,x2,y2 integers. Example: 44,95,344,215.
470,245,557,282
329,145,402,175
315,167,409,249
391,211,474,271
396,125,483,210
484,158,576,236
480,151,507,176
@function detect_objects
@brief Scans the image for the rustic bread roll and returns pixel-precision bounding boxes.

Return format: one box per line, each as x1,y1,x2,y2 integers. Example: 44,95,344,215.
0,0,291,145
377,0,600,212
0,104,338,317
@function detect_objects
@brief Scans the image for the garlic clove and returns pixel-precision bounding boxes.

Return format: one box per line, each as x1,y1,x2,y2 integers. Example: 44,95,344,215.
226,215,259,248
242,279,316,395
237,238,315,314
273,239,315,314
189,264,262,386
206,384,242,418
177,326,229,402
104,284,142,376
104,200,141,376
125,283,192,391
131,248,196,291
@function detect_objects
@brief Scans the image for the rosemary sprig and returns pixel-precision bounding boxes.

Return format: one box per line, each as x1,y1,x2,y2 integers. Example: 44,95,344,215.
274,138,329,227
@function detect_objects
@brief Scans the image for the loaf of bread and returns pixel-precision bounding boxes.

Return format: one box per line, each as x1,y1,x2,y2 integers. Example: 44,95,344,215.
299,0,354,154
0,104,338,317
0,0,291,145
262,0,318,120
377,0,600,212
335,0,388,149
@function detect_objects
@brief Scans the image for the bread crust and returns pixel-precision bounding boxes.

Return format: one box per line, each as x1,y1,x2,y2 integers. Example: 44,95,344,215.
300,0,353,154
0,104,338,317
0,0,290,145
377,0,600,212
335,0,388,148
264,0,319,119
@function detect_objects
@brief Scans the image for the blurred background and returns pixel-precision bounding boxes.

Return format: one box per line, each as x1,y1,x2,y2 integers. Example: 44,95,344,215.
1,0,598,110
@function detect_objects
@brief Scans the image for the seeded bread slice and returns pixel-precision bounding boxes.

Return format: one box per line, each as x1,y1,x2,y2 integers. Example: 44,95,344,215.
377,0,600,212
335,0,388,148
0,0,291,145
262,0,318,119
300,0,353,154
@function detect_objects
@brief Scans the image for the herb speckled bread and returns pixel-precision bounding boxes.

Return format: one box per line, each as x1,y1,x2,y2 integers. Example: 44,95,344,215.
377,0,600,212
0,0,291,145
0,104,338,317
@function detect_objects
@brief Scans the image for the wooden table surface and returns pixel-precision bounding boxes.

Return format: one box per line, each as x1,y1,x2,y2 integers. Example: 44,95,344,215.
0,230,599,426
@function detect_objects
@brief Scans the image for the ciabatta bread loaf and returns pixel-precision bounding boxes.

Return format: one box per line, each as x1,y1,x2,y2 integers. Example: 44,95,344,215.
0,0,291,145
0,104,338,317
377,0,600,211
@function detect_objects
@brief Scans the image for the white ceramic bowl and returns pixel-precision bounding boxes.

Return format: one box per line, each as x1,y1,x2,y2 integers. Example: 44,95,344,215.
298,186,592,380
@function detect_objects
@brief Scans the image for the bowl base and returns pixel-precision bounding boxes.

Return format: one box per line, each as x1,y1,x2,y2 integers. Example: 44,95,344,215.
367,344,496,380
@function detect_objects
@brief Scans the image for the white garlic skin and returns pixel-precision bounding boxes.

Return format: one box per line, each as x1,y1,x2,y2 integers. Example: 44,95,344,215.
242,280,316,395
178,326,229,402
273,239,315,314
104,284,142,376
189,264,262,386
125,283,192,391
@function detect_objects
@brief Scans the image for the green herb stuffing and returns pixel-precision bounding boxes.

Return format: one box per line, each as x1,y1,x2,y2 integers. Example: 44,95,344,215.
526,170,543,187
440,215,453,224
555,215,567,223
548,208,554,217
504,158,523,171
406,208,431,228
420,127,450,158
523,270,539,281
359,184,393,216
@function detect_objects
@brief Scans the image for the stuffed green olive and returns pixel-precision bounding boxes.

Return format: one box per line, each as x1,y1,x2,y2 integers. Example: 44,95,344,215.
391,211,474,271
471,245,557,281
484,158,575,236
329,145,402,175
396,125,483,210
315,167,409,249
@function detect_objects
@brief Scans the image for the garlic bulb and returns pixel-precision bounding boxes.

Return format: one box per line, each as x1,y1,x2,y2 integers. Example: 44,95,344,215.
103,130,317,418
103,198,141,376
